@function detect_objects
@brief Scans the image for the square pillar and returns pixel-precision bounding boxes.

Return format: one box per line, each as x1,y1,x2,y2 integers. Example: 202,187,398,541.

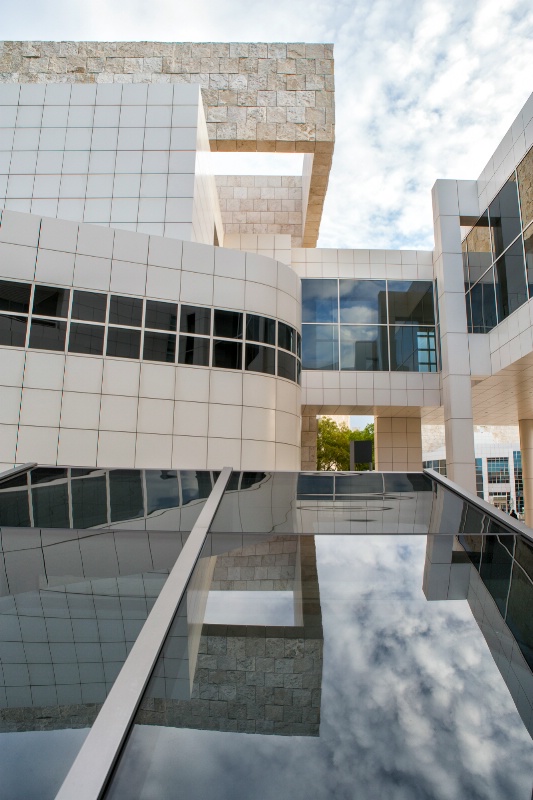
374,416,422,471
301,413,318,470
432,179,478,494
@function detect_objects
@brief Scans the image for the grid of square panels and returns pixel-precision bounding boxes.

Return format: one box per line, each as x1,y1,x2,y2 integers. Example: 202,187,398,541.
0,278,302,385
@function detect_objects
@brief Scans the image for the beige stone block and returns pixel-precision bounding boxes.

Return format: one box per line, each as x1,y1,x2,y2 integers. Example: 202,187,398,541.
305,74,325,90
286,74,306,91
257,90,277,107
287,43,306,58
219,57,239,73
249,44,268,58
246,106,266,122
287,107,306,123
266,107,287,124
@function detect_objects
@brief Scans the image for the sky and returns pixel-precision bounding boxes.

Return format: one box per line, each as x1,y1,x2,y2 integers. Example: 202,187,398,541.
2,0,533,253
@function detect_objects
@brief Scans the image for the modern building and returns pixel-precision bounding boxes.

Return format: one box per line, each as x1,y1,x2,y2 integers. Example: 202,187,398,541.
0,41,532,799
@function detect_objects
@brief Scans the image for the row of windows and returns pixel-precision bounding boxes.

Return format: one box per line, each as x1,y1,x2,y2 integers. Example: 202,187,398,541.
302,279,436,326
486,456,510,483
0,279,301,383
463,146,533,332
302,324,437,372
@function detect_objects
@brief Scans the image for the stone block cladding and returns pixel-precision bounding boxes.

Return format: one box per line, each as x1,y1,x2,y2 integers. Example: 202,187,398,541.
0,41,335,247
216,174,304,245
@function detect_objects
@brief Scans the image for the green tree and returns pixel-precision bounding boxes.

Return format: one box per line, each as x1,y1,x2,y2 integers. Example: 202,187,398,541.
316,417,374,471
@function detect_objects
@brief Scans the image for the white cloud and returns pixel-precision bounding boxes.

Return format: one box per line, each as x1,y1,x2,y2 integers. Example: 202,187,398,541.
1,0,532,250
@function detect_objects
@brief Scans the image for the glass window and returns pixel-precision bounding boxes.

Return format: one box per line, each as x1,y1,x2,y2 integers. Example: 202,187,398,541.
517,147,533,229
489,177,522,259
487,457,510,483
179,305,211,335
180,470,212,505
524,223,533,298
0,314,27,347
302,279,338,323
68,322,105,355
494,239,528,321
143,331,176,363
71,290,107,323
213,339,242,370
145,300,177,332
109,295,143,327
28,319,67,351
30,468,69,528
389,325,437,372
106,327,141,359
469,270,497,333
32,285,70,318
301,324,339,370
465,213,492,284
71,470,108,528
0,280,31,313
0,473,30,527
214,309,242,339
109,469,144,523
388,281,435,325
245,343,275,376
178,335,210,366
145,470,180,515
278,321,297,353
297,331,301,359
339,280,387,324
340,326,388,371
246,314,275,346
277,349,296,382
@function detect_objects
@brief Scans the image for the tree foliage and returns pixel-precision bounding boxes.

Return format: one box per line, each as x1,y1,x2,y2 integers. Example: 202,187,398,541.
316,417,374,471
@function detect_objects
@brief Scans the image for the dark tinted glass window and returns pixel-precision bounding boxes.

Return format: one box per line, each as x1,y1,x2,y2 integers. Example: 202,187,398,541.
32,285,70,318
214,309,243,339
143,331,176,363
388,281,435,325
29,319,67,351
297,332,301,359
71,290,107,322
68,322,105,355
494,239,528,321
489,177,521,259
469,272,497,333
109,295,143,327
178,335,210,366
106,327,141,359
145,470,180,515
523,223,533,299
297,473,334,497
278,322,297,353
180,305,211,335
0,474,30,527
301,324,338,370
246,314,275,345
389,326,437,372
0,314,27,347
340,325,388,370
145,300,177,332
0,280,31,313
109,470,144,523
30,470,69,528
245,343,275,375
277,349,296,381
71,472,108,528
339,280,387,324
213,339,242,369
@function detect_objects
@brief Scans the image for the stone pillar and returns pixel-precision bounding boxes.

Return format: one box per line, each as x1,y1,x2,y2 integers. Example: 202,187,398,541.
374,417,422,471
519,419,533,526
301,413,318,470
432,179,479,494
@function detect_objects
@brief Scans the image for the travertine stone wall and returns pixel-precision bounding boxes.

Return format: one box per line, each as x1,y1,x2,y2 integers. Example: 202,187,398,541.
216,175,303,245
0,41,335,247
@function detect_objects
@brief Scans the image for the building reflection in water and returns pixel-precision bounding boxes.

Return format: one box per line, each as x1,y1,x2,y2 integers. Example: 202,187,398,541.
137,535,324,737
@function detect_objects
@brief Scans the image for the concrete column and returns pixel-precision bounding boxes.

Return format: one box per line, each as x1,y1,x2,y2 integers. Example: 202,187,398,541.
301,413,318,470
432,179,479,494
519,419,533,526
374,416,422,471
